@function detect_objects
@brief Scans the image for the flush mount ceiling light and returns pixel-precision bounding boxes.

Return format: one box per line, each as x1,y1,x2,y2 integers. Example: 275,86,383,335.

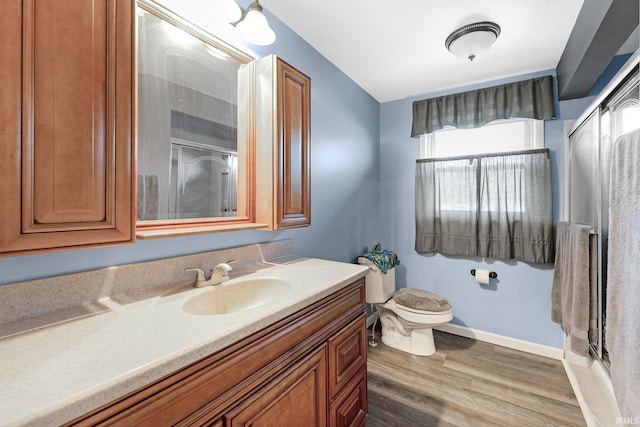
445,21,501,62
232,0,276,46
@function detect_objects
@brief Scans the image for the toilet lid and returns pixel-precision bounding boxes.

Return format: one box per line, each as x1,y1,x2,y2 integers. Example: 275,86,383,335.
393,288,451,312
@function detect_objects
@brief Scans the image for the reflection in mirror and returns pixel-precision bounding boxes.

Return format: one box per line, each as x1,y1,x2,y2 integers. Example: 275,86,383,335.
137,4,251,224
169,138,238,218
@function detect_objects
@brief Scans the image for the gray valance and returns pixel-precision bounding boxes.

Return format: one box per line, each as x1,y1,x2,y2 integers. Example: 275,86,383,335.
411,75,555,137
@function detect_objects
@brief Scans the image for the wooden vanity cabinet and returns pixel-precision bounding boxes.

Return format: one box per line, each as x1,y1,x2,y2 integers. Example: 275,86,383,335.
330,367,368,427
255,55,311,230
0,0,135,256
67,279,367,427
223,345,328,426
328,315,368,426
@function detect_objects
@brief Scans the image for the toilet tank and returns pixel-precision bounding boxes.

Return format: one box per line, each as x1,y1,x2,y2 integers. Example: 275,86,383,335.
357,257,396,303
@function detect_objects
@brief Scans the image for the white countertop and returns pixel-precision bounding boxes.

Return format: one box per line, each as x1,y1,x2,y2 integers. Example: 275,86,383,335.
0,258,368,427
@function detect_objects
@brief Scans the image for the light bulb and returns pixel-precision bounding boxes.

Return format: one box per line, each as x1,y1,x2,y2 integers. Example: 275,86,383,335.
236,2,276,45
222,0,242,23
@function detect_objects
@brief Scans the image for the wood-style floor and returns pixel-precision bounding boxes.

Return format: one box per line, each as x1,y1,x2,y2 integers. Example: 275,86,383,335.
366,329,586,427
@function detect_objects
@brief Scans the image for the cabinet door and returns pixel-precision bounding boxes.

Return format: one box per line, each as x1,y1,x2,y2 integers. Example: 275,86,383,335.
0,0,134,256
276,59,311,229
224,346,327,426
328,317,367,400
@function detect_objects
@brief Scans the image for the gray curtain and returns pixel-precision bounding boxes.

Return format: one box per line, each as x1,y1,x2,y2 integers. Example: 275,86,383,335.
411,75,555,137
415,149,554,263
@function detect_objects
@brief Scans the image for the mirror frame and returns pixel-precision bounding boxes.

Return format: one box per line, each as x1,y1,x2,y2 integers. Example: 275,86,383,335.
135,0,263,238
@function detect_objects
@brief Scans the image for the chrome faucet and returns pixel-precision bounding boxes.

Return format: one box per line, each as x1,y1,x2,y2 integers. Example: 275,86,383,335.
184,267,209,287
185,260,235,288
209,261,234,285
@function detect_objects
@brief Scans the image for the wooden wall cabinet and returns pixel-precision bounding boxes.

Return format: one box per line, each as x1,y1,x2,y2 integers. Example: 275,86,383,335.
0,0,135,256
254,55,311,230
67,279,367,427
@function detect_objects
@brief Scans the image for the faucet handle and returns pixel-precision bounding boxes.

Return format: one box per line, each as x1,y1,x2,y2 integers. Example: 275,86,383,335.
221,260,235,270
210,261,234,284
211,262,233,274
185,267,208,287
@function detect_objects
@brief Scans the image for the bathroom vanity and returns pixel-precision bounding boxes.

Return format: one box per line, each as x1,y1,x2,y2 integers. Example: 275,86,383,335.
0,243,368,426
68,278,367,426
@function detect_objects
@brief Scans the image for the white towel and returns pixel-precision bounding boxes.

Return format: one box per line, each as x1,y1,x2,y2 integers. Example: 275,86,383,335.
606,128,640,419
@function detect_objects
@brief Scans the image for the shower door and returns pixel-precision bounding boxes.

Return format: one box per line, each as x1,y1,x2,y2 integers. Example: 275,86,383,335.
567,109,602,360
567,66,639,366
568,110,600,226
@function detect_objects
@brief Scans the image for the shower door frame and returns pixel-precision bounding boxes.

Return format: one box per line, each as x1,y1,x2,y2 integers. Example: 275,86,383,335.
565,57,640,368
565,108,606,364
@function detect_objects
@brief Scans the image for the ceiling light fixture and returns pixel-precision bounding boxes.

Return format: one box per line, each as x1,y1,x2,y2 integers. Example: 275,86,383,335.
445,21,501,62
232,0,276,46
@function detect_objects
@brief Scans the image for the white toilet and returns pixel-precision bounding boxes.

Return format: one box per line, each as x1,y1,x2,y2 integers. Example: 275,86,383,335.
359,257,453,356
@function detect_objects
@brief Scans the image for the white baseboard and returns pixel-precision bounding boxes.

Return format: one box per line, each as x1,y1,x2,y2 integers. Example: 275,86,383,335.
435,323,565,360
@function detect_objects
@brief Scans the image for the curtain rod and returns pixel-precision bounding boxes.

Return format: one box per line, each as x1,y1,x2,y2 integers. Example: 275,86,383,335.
416,148,550,164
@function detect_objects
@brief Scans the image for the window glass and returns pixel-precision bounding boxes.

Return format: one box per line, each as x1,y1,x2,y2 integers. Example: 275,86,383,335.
420,119,544,158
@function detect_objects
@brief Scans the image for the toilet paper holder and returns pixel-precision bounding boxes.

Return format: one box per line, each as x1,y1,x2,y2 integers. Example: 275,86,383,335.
470,269,497,279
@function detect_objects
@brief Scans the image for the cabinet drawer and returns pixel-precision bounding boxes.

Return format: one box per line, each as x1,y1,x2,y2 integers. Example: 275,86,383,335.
330,367,367,427
328,316,367,399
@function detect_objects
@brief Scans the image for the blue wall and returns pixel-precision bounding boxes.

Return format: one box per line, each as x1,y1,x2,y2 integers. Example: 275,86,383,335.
378,72,596,349
0,5,381,285
1,2,625,350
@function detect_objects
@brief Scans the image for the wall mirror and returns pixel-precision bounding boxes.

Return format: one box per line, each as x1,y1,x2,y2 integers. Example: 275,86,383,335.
136,0,257,236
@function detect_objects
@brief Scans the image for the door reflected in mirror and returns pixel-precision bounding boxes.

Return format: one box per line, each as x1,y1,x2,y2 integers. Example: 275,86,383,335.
137,4,252,225
169,139,237,219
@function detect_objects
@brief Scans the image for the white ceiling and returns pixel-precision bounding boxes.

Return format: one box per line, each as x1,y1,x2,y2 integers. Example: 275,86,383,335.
260,0,586,103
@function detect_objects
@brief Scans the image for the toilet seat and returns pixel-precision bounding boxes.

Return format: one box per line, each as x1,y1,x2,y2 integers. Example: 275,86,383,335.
393,287,451,312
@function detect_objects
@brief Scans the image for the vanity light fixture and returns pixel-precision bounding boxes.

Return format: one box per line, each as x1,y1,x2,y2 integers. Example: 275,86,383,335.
232,0,276,46
445,21,501,62
222,0,242,23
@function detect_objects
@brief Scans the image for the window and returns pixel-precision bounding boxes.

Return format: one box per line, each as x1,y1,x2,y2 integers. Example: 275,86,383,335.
418,118,543,214
419,119,544,159
414,119,554,264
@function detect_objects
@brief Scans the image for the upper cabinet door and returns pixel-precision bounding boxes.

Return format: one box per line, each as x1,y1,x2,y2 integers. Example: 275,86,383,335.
0,0,134,256
255,55,311,230
277,59,311,229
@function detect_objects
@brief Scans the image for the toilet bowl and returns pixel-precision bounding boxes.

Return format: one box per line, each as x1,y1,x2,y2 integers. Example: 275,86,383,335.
376,296,453,356
358,257,452,356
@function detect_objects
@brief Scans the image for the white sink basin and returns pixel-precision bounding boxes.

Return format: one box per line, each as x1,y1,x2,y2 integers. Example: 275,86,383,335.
182,277,292,316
